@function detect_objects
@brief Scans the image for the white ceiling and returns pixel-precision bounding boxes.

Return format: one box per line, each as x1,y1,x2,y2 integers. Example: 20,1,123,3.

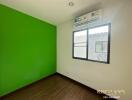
0,0,103,25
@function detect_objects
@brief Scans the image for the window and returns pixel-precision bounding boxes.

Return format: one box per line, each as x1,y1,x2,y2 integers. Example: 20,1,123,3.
73,24,111,64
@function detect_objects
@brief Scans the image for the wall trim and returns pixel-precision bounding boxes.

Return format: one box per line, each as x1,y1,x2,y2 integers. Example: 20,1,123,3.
0,73,57,98
57,72,117,100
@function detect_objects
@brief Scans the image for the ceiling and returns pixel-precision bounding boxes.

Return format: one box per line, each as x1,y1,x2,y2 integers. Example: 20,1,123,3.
0,0,104,25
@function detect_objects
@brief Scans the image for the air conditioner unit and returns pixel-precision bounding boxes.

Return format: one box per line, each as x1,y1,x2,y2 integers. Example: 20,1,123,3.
74,9,102,26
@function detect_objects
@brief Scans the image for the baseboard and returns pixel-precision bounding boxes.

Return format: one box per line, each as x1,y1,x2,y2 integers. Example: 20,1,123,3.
56,72,117,100
0,72,57,98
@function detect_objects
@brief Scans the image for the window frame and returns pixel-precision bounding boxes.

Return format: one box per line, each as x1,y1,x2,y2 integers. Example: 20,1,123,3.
72,23,111,64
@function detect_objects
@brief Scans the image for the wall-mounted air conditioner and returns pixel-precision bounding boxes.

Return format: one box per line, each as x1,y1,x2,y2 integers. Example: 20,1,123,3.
74,9,102,26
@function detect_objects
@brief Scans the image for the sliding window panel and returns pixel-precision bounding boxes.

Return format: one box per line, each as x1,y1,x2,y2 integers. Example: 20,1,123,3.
88,24,110,63
73,30,87,59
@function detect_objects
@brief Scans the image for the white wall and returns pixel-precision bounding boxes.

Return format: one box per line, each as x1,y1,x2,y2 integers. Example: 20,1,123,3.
57,0,132,99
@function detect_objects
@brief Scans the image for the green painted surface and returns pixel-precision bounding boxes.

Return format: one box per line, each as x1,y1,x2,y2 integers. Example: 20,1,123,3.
0,4,56,96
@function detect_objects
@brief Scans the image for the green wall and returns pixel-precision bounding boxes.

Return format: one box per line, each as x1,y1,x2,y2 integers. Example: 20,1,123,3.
0,4,56,96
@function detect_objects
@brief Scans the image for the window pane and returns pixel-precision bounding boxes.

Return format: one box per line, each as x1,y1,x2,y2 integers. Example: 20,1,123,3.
74,47,87,58
88,25,109,62
74,30,87,43
73,30,87,58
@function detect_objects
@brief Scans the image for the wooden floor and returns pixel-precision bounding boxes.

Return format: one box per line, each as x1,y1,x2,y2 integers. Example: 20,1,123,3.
1,74,110,100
